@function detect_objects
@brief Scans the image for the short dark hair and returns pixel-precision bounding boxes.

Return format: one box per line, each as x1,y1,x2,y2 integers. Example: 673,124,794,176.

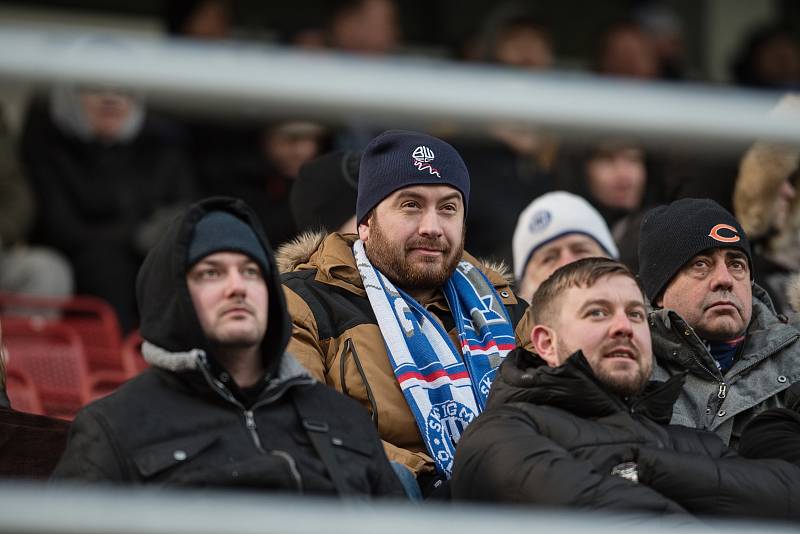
529,257,644,326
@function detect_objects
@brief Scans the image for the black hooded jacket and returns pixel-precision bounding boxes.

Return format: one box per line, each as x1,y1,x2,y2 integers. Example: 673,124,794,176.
52,198,404,497
451,347,800,520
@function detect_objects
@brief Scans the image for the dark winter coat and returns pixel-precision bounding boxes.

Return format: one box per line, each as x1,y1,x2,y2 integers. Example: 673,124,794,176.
451,347,800,520
52,198,404,498
0,407,69,479
739,382,800,465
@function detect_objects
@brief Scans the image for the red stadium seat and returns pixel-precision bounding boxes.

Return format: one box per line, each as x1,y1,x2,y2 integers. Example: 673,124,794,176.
5,366,45,415
3,317,91,419
0,292,124,378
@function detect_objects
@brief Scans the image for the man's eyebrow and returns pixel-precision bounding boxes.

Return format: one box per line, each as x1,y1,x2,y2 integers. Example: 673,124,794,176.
577,298,611,312
577,298,645,311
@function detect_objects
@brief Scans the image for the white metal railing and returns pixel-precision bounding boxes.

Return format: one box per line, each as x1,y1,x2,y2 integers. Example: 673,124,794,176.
0,482,795,534
0,26,798,149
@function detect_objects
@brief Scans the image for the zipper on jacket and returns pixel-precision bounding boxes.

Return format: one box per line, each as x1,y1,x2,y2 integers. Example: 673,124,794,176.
340,339,350,397
271,450,303,493
717,383,727,399
243,410,266,453
344,338,379,428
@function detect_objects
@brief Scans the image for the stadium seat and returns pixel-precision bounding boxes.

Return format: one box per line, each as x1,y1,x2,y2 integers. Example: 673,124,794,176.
2,317,92,419
0,292,124,377
5,366,45,415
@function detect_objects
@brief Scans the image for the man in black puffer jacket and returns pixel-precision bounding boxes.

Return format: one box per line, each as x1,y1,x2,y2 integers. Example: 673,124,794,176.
452,257,800,521
53,197,404,498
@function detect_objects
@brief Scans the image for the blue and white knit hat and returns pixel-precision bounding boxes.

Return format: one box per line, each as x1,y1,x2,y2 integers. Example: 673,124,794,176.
356,130,470,224
512,191,619,281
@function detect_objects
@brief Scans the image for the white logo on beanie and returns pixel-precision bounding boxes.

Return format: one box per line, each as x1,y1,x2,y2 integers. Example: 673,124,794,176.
528,210,552,233
412,146,435,163
411,146,441,177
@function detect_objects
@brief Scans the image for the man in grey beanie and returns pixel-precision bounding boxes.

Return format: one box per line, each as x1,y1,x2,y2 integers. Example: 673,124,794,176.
638,197,800,448
280,130,532,496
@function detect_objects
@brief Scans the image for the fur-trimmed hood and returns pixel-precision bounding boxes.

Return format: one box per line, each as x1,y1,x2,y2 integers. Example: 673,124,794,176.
734,141,800,240
276,230,515,287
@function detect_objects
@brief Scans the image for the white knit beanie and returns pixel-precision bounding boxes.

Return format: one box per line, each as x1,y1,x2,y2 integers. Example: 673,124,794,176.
512,191,619,281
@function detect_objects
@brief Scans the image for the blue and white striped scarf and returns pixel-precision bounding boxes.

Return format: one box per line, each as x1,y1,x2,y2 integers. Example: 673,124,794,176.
354,240,515,478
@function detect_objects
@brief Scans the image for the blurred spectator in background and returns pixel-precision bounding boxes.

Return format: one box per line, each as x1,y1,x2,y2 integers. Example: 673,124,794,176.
470,2,553,70
451,125,557,265
298,0,403,150
449,4,558,265
197,119,331,249
160,1,332,249
0,319,70,479
0,105,72,298
291,0,400,55
597,21,659,80
20,83,195,332
327,0,400,55
289,150,360,236
165,0,232,39
635,1,687,80
512,191,618,303
733,94,800,314
732,25,800,91
557,140,663,272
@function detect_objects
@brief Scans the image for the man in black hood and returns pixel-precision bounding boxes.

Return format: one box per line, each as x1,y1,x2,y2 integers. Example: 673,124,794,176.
53,197,404,497
451,257,800,521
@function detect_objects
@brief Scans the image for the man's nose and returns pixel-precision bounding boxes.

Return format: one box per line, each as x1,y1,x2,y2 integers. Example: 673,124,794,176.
609,310,634,338
556,249,579,269
224,270,247,296
709,261,734,291
418,208,443,238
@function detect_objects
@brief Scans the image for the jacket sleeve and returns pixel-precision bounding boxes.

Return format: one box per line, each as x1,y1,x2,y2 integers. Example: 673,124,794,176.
637,446,800,520
283,285,326,381
739,407,800,465
451,405,688,516
50,408,128,482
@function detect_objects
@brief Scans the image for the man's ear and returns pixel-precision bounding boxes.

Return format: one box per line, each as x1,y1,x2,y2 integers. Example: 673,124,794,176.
357,213,370,241
531,324,560,368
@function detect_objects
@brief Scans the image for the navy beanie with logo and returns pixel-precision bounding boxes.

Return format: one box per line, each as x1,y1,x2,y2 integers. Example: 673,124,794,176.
187,210,270,275
356,130,470,224
638,198,752,303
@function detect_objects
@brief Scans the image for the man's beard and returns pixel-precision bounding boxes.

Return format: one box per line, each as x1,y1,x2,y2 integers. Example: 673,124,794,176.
365,217,464,291
557,339,651,398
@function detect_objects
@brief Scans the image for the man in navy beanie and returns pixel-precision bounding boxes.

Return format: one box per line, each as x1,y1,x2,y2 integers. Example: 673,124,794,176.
280,130,532,496
638,197,800,448
53,197,404,497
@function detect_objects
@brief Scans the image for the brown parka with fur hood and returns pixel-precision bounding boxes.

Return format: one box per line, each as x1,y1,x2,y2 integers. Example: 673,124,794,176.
278,232,532,479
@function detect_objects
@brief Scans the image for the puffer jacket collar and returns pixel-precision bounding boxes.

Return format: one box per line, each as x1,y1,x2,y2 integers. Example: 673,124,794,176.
276,231,516,298
488,347,684,424
650,284,800,380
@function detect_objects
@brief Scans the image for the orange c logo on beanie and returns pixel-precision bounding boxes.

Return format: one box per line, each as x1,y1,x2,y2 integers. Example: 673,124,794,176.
708,223,740,243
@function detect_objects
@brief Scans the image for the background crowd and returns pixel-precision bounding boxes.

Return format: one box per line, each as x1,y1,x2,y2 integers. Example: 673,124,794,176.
0,0,798,331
